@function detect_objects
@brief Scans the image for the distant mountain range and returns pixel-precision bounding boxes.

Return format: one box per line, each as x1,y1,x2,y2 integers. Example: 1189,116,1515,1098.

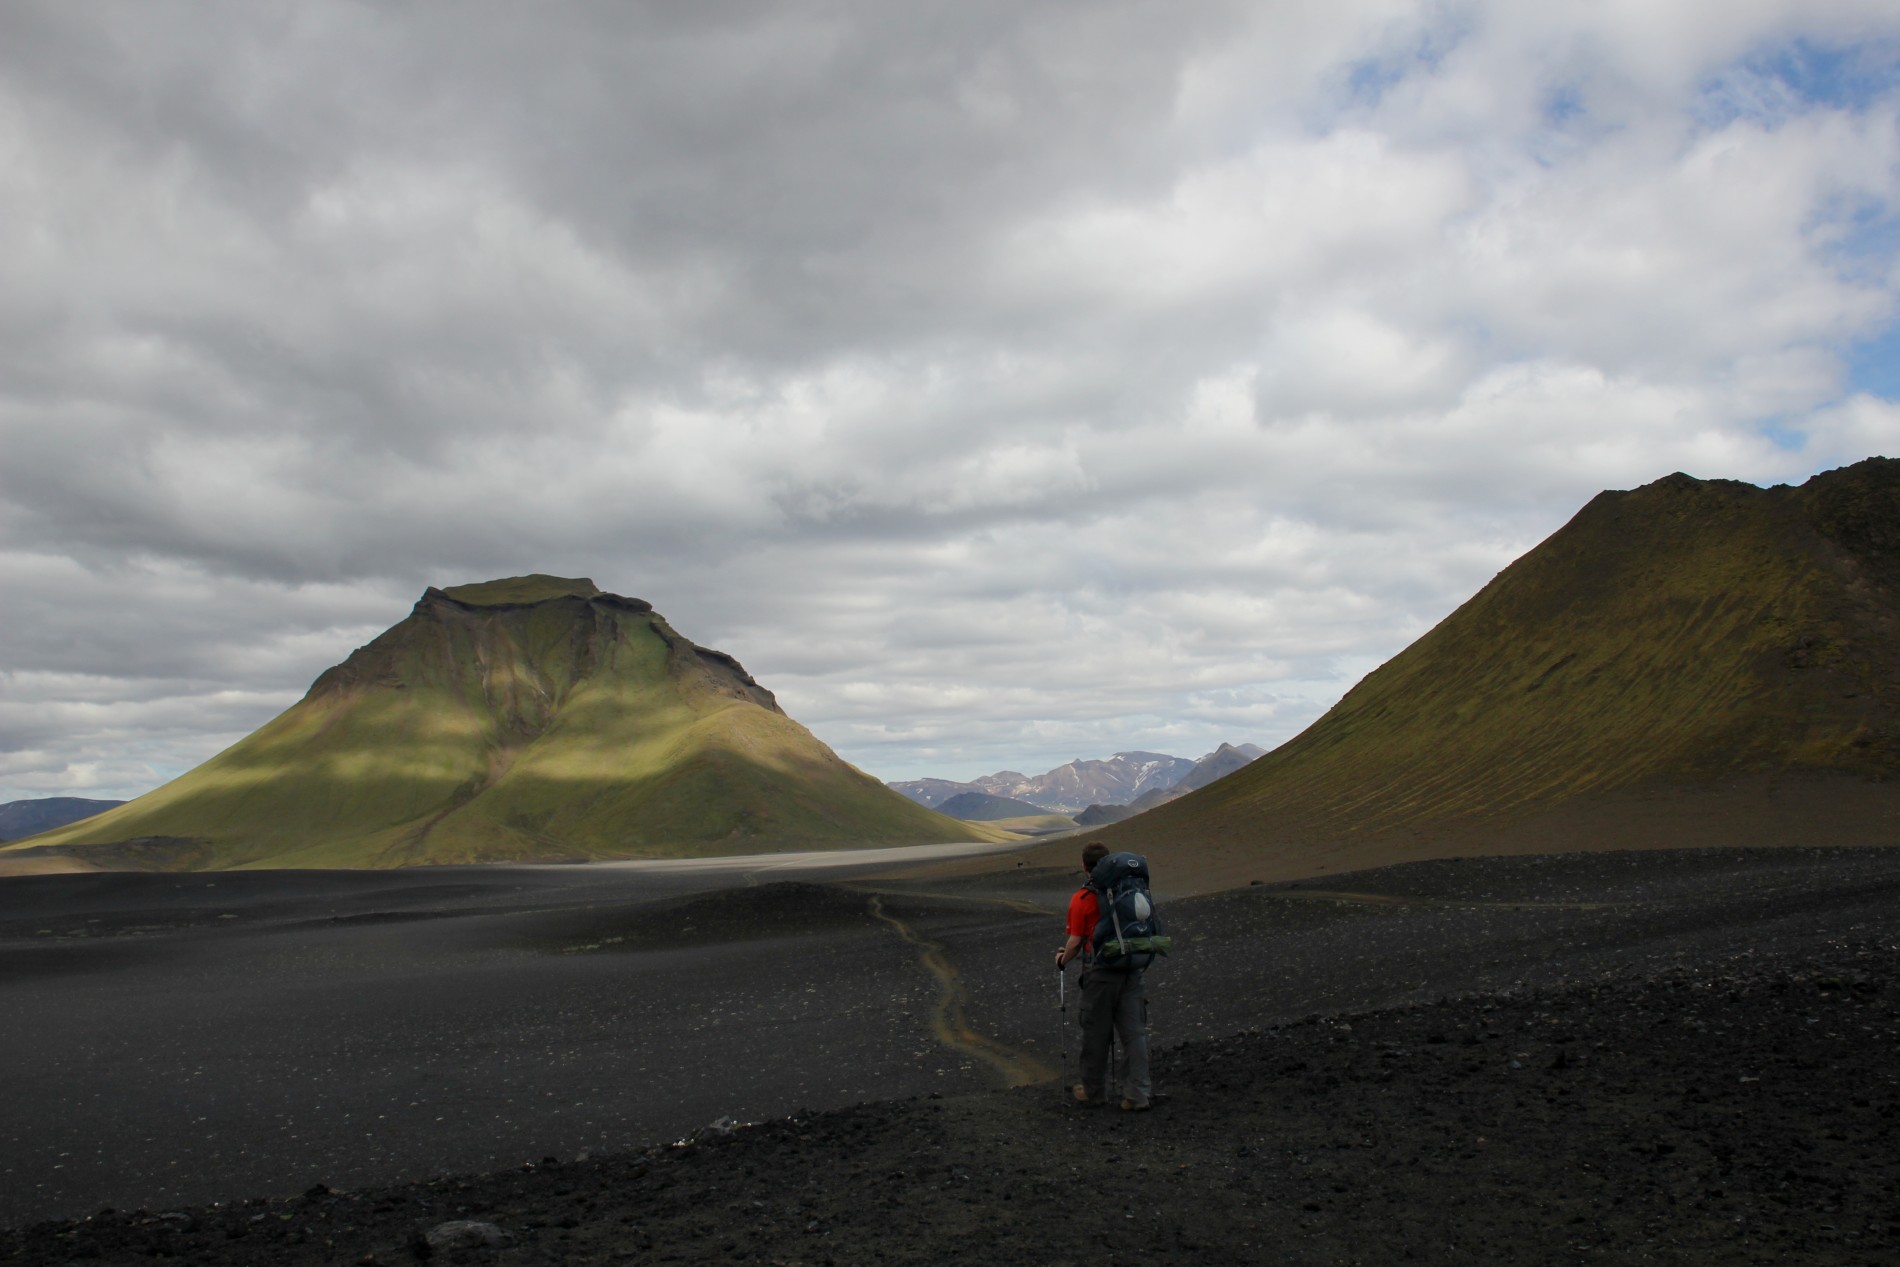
891,743,1265,816
0,797,124,842
1081,457,1900,883
4,576,994,869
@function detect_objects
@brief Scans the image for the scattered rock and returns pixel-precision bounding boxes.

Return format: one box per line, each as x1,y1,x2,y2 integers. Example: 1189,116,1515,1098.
411,1220,507,1257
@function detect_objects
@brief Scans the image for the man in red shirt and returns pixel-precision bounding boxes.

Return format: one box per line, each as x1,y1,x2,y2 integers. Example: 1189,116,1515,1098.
1055,841,1152,1110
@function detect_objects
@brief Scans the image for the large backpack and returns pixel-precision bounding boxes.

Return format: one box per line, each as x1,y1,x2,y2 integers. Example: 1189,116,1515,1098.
1087,851,1171,971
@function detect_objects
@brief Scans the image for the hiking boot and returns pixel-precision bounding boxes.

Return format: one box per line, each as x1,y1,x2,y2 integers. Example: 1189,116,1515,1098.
1120,1097,1151,1112
1072,1084,1106,1108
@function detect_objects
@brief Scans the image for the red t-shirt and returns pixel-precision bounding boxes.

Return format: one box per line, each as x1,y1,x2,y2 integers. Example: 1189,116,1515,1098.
1066,887,1100,942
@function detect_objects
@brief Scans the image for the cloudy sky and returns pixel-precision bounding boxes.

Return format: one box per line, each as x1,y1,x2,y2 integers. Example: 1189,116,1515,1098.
2,1,1898,802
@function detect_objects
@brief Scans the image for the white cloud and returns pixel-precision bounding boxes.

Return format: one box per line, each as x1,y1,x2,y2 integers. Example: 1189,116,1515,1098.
1802,393,1900,458
1,1,1898,801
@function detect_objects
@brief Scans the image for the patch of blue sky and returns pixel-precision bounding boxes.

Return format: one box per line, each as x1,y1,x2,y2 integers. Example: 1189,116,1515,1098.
1695,37,1899,130
1750,38,1899,112
1334,10,1472,113
1345,55,1409,109
1761,421,1810,453
1847,322,1900,400
1527,82,1614,168
1816,202,1900,286
1541,85,1585,128
1810,202,1900,400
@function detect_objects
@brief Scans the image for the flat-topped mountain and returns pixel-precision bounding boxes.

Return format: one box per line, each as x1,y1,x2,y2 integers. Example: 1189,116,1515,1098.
1088,458,1900,887
7,576,988,869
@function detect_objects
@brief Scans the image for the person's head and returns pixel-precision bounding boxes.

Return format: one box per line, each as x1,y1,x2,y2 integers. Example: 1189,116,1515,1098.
1081,842,1110,874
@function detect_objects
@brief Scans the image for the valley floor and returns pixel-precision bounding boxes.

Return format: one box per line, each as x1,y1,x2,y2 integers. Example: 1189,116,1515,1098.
2,846,1897,1264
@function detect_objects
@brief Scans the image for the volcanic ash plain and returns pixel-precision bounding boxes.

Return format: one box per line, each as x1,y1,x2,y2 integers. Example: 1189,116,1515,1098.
1,845,1897,1265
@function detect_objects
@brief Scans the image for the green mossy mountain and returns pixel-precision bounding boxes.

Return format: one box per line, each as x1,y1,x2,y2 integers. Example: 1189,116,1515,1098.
1098,457,1900,880
11,577,990,869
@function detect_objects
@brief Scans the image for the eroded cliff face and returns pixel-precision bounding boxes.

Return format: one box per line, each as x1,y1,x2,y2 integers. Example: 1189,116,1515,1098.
310,584,783,734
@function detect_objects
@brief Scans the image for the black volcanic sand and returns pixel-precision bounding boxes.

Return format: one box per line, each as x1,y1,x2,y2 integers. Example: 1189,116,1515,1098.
3,847,1898,1264
0,858,1013,1227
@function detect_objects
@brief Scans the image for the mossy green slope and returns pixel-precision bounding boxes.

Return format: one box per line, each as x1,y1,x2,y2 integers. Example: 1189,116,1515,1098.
1105,458,1900,870
12,576,991,869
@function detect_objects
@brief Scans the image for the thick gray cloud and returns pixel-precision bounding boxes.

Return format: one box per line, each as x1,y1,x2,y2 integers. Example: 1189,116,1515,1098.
2,1,1898,799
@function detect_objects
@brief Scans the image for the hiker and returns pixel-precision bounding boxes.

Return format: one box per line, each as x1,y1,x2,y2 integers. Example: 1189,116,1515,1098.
1056,840,1152,1110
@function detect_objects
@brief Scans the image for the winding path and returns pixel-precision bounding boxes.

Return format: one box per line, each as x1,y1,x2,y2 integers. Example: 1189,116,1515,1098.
867,894,1056,1088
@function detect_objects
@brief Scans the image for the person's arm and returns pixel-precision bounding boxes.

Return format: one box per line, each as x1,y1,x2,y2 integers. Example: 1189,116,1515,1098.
1057,883,1098,968
1056,933,1084,969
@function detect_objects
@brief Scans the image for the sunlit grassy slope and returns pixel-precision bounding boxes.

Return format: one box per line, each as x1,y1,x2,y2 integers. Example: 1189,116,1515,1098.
1097,458,1900,874
13,576,994,869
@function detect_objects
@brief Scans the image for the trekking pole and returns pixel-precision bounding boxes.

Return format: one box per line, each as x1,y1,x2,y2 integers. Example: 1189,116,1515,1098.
1057,962,1068,1085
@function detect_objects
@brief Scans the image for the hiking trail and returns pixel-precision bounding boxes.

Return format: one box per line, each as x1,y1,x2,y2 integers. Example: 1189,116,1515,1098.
866,894,1056,1088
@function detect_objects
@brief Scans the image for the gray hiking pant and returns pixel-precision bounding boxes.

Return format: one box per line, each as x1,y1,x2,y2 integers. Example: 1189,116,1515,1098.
1078,968,1149,1102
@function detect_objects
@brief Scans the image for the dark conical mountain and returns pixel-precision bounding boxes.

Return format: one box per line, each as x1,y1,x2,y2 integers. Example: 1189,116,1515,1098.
934,791,1050,821
1085,458,1900,889
7,576,991,869
1173,742,1266,793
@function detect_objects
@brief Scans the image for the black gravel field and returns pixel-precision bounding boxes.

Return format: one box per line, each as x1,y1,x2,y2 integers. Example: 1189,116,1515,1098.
2,845,1897,1265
